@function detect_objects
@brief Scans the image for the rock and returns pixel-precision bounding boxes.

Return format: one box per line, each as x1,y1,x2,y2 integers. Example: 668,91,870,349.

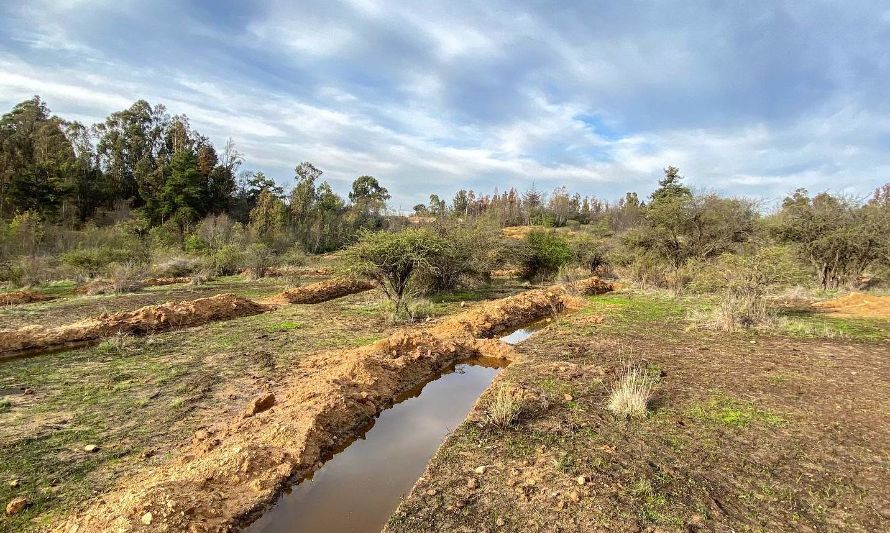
568,491,580,502
576,475,586,485
460,301,467,308
141,511,153,525
8,479,19,488
23,388,34,395
83,444,99,453
5,497,28,515
243,392,275,417
474,465,487,475
425,489,437,496
496,517,505,527
467,478,478,490
564,394,573,402
525,478,536,486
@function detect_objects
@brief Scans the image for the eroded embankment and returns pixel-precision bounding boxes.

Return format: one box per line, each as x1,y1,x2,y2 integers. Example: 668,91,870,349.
0,294,268,355
0,277,375,357
55,284,588,533
0,289,56,306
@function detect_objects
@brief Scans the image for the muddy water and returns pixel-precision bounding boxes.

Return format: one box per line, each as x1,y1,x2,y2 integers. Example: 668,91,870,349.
499,319,548,345
245,357,507,533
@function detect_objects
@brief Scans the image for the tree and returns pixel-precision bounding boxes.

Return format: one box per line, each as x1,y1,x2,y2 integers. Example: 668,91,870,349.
650,166,691,203
774,189,882,288
159,149,206,229
343,228,444,316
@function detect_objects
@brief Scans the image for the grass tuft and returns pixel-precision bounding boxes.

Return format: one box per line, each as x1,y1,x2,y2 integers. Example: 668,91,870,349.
483,387,521,428
606,366,656,419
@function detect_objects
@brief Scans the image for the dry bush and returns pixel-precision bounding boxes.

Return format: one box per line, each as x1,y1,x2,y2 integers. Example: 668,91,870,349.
606,366,656,419
107,261,144,293
483,386,521,428
152,256,199,277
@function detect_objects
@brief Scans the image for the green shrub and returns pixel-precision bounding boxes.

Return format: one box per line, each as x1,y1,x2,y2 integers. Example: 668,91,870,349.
418,224,496,293
244,243,275,279
204,244,246,276
515,229,573,281
343,228,445,315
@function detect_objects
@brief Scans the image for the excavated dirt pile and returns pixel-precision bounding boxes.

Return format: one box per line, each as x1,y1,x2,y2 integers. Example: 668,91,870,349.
0,294,268,356
0,289,55,306
813,292,890,319
141,276,193,287
55,283,602,533
266,277,374,305
575,276,614,296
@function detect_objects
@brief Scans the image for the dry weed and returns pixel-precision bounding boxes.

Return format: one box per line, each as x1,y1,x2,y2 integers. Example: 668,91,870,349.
484,386,521,428
606,366,656,419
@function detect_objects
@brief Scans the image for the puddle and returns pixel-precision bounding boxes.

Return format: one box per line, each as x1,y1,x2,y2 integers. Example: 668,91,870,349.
245,357,507,533
499,319,548,345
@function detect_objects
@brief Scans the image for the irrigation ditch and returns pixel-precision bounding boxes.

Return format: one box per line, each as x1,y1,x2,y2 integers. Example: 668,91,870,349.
54,279,612,532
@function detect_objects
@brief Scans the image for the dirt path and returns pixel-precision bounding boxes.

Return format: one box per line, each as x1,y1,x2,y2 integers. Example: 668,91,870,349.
54,283,590,532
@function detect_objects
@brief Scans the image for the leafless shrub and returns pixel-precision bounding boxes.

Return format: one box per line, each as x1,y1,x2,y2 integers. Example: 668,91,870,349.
108,261,144,293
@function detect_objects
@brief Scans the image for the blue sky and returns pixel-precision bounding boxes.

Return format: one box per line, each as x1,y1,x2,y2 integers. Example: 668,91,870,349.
2,0,889,210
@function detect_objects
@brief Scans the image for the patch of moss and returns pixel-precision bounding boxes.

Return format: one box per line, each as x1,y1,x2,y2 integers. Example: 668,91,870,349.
687,394,786,428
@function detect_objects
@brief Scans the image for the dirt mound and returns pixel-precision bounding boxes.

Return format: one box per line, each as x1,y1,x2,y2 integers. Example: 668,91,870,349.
241,266,334,279
141,277,192,287
501,226,534,239
491,268,523,278
574,277,614,296
0,294,268,356
267,277,374,305
813,292,890,319
0,290,55,306
55,282,591,532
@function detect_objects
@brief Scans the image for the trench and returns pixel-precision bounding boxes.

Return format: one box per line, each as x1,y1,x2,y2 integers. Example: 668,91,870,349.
243,324,543,533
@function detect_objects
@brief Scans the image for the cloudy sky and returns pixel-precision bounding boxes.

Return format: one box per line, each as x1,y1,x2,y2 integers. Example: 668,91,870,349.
2,1,889,209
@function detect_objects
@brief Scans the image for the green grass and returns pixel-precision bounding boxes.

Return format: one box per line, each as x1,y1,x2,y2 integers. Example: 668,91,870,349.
687,394,786,428
776,312,888,341
0,397,10,413
577,291,691,330
265,321,304,332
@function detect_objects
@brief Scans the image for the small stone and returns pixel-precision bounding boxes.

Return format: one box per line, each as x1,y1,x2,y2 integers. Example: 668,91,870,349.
496,517,505,527
569,491,580,502
474,466,487,475
576,475,586,485
467,478,478,490
426,489,437,496
8,479,19,488
460,301,467,308
557,500,566,510
525,478,536,486
83,444,99,453
5,497,28,515
563,394,573,402
23,388,34,395
141,511,153,525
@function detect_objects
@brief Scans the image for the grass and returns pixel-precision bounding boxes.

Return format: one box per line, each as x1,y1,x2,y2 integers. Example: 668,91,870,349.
606,366,656,419
581,291,689,329
483,386,520,428
0,397,10,413
775,312,887,341
687,394,786,428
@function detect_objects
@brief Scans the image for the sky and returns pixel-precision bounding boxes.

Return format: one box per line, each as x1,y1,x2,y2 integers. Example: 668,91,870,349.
2,0,890,210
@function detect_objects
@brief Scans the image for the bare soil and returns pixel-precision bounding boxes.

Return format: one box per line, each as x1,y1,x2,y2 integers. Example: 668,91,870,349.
265,277,374,305
814,292,890,319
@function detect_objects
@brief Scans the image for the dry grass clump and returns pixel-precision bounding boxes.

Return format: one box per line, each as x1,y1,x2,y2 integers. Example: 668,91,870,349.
483,386,521,428
606,366,656,419
108,261,144,293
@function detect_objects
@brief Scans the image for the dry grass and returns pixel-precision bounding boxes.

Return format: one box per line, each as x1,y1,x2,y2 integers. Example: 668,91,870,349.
108,261,144,294
606,366,656,419
483,386,521,428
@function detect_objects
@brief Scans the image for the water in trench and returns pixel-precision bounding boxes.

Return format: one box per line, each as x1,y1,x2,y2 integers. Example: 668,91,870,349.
245,325,542,533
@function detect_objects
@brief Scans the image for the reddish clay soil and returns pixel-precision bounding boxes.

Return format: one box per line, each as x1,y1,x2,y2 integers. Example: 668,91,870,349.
140,277,193,287
814,292,890,319
265,277,374,305
0,290,55,306
54,283,591,532
0,294,269,356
